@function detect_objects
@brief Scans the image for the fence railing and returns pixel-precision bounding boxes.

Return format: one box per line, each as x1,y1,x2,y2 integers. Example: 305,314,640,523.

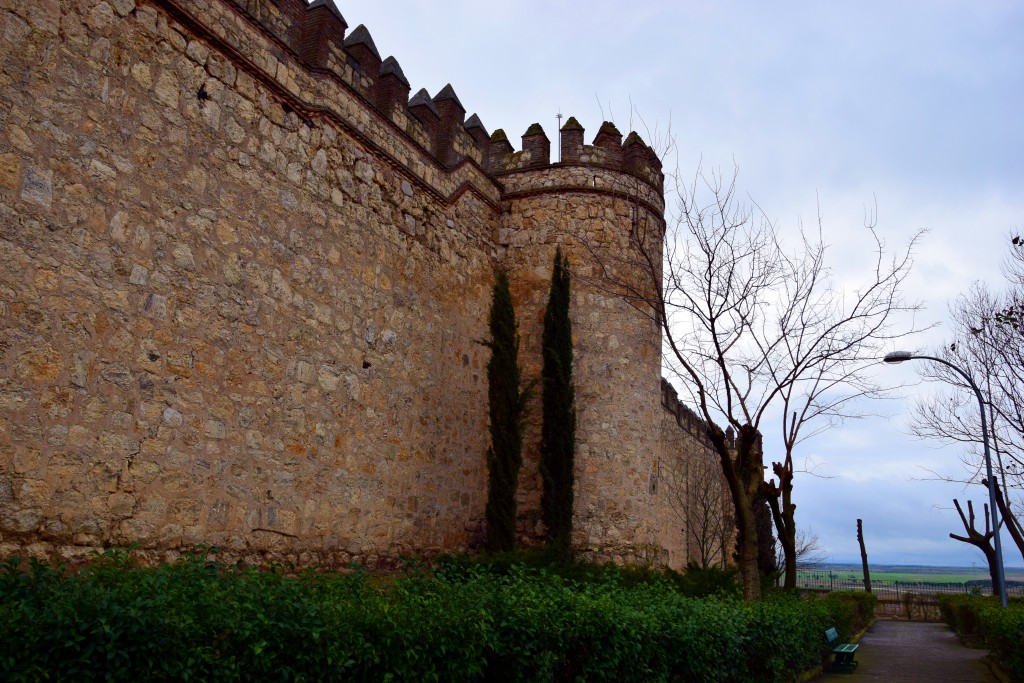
795,571,1024,597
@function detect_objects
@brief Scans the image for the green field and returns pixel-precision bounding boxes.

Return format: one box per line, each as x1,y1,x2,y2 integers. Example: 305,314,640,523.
803,564,1024,584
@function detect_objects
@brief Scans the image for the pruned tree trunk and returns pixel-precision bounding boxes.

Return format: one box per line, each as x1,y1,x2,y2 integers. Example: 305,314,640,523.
857,518,872,593
950,499,999,591
984,478,1024,563
709,423,765,601
765,450,796,589
754,491,778,588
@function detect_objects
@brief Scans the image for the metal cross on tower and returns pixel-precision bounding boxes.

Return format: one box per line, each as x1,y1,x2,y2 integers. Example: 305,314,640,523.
556,110,563,161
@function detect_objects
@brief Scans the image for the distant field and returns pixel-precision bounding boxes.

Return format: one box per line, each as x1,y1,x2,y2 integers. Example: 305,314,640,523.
803,564,1024,585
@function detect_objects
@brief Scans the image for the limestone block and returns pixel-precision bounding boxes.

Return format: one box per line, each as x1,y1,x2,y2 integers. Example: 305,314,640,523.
15,344,63,382
154,70,180,108
20,166,52,208
0,153,21,190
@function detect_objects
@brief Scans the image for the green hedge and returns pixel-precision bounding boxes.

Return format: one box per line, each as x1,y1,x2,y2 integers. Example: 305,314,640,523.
1,550,866,682
821,590,876,634
939,594,1024,680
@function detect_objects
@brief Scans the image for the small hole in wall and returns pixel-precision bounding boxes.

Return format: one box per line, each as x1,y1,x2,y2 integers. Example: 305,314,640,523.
303,118,314,128
362,360,371,369
196,85,210,101
148,352,160,361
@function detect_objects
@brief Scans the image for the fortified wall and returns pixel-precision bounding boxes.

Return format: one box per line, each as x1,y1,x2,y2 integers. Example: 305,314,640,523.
0,0,726,569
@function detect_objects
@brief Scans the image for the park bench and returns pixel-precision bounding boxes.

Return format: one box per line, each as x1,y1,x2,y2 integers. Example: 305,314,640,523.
825,626,859,672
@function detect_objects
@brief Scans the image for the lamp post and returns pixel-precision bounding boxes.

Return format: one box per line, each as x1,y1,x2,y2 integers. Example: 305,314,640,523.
883,351,1008,607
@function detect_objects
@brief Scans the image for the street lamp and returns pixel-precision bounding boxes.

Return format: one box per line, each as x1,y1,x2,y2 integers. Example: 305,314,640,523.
883,351,1008,607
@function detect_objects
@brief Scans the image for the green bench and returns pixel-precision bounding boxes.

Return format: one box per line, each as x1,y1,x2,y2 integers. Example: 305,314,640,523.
825,626,859,671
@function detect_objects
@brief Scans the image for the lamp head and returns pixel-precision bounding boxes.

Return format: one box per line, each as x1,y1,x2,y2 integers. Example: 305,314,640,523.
884,351,914,364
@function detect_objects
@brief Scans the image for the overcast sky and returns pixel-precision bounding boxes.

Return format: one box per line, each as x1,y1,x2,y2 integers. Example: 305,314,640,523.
337,1,1024,567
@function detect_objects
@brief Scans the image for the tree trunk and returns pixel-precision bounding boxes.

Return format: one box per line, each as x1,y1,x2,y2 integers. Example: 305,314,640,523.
766,453,797,589
857,519,872,593
766,490,796,589
984,478,1024,564
709,422,765,601
949,498,999,592
754,491,777,580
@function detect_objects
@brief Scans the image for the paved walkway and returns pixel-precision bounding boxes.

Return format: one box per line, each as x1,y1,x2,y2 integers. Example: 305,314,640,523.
816,620,997,682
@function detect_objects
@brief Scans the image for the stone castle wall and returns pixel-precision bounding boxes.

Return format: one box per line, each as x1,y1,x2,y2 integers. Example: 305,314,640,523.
657,380,732,568
0,0,723,569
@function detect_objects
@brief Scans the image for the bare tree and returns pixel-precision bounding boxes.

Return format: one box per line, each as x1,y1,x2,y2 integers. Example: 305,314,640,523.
775,527,828,574
950,498,1000,591
910,235,1024,564
664,441,733,569
586,164,923,599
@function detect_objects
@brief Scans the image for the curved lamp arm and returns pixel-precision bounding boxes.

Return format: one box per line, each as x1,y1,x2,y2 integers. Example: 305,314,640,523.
883,351,1008,608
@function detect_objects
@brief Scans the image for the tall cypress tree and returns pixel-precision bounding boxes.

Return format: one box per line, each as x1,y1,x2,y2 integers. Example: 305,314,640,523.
540,247,576,552
484,269,527,553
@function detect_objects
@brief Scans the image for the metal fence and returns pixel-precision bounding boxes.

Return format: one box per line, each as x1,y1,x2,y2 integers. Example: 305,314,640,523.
795,571,1024,597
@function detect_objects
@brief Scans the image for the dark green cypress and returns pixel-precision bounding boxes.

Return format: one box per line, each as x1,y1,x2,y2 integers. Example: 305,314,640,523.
540,247,576,552
483,269,526,553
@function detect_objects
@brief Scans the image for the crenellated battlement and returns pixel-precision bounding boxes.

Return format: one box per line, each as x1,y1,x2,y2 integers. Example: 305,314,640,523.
218,0,663,194
661,379,719,448
486,119,664,194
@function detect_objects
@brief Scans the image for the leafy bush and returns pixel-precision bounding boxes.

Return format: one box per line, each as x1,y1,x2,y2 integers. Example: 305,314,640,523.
939,593,990,643
977,601,1024,680
939,594,1024,680
0,549,852,682
436,551,739,597
822,590,877,635
666,562,742,598
435,548,669,589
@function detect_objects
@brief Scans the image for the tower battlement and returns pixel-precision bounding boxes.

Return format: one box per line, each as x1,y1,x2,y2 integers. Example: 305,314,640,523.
488,120,664,193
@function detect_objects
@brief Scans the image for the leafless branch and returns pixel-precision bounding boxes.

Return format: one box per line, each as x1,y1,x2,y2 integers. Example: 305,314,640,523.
581,156,927,594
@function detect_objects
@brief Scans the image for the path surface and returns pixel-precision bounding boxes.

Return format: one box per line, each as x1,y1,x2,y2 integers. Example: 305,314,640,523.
816,620,997,682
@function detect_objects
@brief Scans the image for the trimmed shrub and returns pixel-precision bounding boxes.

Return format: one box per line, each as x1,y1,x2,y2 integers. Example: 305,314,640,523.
1,550,861,682
822,590,877,635
666,562,742,598
939,594,1024,680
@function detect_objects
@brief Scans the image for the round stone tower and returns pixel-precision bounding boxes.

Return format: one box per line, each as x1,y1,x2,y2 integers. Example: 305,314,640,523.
491,118,670,564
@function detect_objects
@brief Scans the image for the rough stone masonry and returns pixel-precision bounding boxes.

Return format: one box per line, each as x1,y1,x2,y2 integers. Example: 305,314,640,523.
0,0,727,570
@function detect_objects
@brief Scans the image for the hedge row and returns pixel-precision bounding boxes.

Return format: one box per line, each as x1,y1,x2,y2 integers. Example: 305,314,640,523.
1,550,871,682
939,594,1024,681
